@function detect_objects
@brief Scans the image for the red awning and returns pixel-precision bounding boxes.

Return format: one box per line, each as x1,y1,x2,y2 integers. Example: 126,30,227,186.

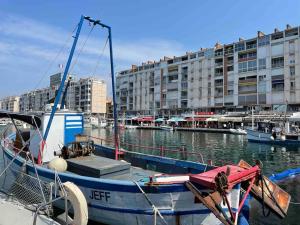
136,116,154,122
185,117,207,122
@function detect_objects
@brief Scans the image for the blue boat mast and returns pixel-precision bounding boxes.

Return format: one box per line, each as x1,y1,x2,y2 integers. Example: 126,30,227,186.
83,16,120,160
41,15,120,163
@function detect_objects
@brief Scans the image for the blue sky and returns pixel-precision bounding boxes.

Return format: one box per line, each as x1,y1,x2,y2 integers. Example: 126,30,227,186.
0,0,300,97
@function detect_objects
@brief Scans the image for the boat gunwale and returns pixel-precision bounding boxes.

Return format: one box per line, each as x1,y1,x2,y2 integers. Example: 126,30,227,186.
1,136,212,193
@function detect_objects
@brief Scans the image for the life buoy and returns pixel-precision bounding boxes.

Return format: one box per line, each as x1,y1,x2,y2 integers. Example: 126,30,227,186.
60,182,88,225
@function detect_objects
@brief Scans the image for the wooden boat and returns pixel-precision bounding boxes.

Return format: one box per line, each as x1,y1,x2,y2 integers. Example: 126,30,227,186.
0,15,291,225
0,113,291,225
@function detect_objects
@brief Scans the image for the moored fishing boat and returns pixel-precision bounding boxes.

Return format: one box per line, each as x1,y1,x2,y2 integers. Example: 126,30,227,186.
246,120,300,145
0,112,291,225
0,15,291,225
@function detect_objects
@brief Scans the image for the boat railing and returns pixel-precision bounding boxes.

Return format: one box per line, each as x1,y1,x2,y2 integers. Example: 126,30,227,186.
0,140,69,225
88,135,205,163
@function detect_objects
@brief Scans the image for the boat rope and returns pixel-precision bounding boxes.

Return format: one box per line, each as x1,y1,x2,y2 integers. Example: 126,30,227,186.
260,174,271,217
90,35,109,77
0,136,33,178
132,181,168,225
33,23,78,90
69,24,95,74
260,172,287,217
290,201,300,205
32,116,45,164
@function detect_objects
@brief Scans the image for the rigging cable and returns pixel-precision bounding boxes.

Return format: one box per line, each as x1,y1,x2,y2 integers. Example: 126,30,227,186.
90,35,109,77
69,24,95,74
33,23,79,90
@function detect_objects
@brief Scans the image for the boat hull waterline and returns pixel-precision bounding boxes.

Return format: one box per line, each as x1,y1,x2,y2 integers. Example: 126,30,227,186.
1,142,247,225
246,129,300,145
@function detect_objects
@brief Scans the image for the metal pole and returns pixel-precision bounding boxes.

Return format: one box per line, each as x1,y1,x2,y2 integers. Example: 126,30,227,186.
251,106,254,130
106,26,119,160
41,16,85,164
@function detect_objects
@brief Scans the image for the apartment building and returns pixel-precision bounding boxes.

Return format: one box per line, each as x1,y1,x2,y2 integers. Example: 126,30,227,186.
0,96,20,112
116,25,300,115
18,74,107,115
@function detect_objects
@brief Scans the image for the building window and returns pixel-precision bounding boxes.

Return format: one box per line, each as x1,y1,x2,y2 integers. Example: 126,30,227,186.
290,66,295,76
259,75,266,81
247,60,257,71
289,41,295,54
258,58,266,70
227,65,234,72
235,42,245,52
258,35,270,47
271,57,284,68
238,62,247,73
272,75,284,92
291,81,295,92
228,90,234,95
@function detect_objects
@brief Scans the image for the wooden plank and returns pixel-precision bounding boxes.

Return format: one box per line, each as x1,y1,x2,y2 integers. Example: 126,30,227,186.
185,181,232,225
238,160,290,218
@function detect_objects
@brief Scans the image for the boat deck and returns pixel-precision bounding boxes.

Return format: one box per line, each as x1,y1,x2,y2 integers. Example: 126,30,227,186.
0,193,60,225
66,155,157,181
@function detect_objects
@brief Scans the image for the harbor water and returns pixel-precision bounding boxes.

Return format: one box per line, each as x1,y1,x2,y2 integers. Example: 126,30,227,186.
1,126,300,224
86,128,300,225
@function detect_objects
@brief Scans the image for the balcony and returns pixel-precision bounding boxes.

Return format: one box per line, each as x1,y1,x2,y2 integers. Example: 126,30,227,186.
215,72,223,77
181,94,188,99
271,57,284,69
215,51,223,57
167,82,178,91
215,62,223,67
181,82,188,90
246,43,257,50
224,95,234,103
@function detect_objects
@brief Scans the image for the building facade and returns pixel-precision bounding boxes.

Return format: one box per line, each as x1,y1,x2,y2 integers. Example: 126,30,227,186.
116,25,300,115
18,74,107,115
0,96,20,112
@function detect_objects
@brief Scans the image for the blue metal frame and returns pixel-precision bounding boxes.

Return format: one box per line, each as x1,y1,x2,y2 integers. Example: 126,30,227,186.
42,15,120,161
43,15,85,145
83,16,119,159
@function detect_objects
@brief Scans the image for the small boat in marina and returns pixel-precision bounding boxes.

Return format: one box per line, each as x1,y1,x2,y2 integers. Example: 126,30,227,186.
229,128,247,135
0,118,11,127
160,125,174,131
0,15,292,225
246,119,300,145
98,119,108,128
125,125,138,129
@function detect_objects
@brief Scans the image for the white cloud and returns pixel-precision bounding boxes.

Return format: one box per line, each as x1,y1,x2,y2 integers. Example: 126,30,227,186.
0,13,185,97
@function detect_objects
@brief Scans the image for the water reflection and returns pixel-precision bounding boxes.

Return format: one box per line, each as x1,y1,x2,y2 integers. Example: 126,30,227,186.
86,128,300,176
87,128,300,225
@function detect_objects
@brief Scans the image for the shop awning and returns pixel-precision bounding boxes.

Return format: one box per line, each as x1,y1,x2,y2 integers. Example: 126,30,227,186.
136,116,154,122
167,117,186,122
206,117,219,122
218,117,243,122
185,117,207,122
155,118,165,122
